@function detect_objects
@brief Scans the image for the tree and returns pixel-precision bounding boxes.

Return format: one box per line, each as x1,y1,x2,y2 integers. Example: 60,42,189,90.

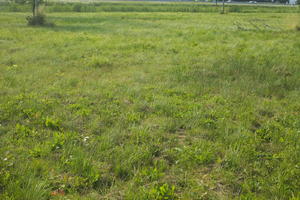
32,0,39,17
222,0,225,13
27,0,50,26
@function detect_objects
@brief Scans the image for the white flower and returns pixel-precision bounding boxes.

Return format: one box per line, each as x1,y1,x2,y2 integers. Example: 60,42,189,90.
83,136,90,142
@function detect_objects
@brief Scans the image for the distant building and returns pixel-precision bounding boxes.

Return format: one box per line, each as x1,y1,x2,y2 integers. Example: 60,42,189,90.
289,0,297,4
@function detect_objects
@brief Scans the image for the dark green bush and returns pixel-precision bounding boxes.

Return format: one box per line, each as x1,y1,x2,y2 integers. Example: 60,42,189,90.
26,14,54,26
26,14,46,26
73,3,82,12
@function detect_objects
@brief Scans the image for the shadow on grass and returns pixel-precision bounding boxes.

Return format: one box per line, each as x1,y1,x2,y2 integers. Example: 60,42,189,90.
44,15,162,34
40,15,119,33
50,24,108,33
49,15,110,24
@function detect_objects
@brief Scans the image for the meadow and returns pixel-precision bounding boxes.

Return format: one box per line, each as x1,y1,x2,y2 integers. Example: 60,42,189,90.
0,2,300,199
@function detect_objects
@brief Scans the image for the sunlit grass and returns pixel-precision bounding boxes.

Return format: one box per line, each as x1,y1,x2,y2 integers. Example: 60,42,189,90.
0,8,300,199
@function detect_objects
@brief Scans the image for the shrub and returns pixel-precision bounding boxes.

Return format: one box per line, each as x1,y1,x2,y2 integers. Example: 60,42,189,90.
26,14,46,26
73,3,82,12
26,14,54,27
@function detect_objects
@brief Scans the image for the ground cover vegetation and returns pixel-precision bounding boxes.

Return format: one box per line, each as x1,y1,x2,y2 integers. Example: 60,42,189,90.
0,2,300,199
0,1,299,13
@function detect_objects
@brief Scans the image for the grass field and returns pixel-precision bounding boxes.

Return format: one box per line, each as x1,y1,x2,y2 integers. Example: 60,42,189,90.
1,1,299,13
0,3,300,199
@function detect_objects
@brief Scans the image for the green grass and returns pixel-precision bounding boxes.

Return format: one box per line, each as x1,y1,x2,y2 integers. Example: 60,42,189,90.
0,6,300,200
1,1,299,13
